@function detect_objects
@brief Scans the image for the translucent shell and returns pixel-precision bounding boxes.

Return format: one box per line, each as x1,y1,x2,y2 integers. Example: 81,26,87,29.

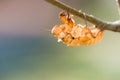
51,12,104,46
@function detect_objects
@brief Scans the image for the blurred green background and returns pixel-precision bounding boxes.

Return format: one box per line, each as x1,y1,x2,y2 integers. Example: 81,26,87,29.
1,0,120,80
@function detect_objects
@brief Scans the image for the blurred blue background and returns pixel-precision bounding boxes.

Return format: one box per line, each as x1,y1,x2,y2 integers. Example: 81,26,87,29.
1,0,120,80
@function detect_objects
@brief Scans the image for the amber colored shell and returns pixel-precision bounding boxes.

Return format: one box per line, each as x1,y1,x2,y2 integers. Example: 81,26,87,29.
51,12,104,46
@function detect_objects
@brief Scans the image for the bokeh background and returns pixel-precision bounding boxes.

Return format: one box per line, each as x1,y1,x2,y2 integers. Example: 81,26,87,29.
1,0,120,80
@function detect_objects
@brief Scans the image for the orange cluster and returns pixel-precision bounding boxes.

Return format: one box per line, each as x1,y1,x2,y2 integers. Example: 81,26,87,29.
51,12,104,46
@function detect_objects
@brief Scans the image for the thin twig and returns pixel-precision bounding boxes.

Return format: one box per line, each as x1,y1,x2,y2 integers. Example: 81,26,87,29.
45,0,120,32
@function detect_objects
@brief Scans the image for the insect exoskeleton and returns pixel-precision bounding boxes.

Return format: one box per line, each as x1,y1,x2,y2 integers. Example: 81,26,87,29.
51,11,104,46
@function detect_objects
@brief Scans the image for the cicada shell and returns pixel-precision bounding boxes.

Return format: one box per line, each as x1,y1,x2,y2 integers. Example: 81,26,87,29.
51,11,104,46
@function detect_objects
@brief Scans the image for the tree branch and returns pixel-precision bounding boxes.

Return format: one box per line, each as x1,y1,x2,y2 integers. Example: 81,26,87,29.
45,0,120,32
